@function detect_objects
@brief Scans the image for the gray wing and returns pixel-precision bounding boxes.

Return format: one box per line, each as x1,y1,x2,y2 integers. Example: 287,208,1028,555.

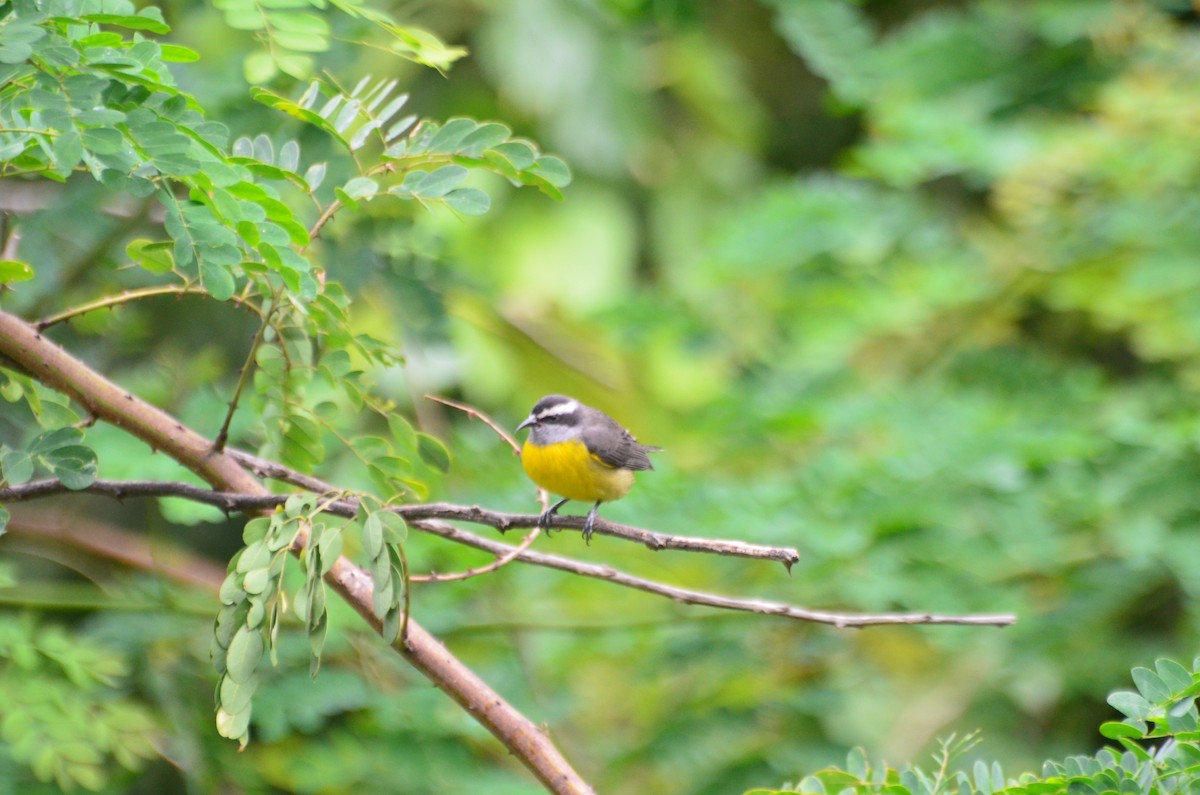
581,414,660,471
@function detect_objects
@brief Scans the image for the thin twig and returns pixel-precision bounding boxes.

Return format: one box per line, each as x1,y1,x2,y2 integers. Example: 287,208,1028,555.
34,284,264,331
410,518,1017,628
306,197,343,244
214,301,278,452
423,394,549,518
410,524,542,583
426,394,522,454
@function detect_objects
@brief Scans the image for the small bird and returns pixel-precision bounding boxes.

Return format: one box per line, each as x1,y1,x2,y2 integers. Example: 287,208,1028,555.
516,394,660,544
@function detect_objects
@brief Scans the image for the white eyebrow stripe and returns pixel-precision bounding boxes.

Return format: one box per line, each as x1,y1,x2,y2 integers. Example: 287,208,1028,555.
537,400,579,419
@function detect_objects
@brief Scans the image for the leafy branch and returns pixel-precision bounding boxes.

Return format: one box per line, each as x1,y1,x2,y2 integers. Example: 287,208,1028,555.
0,477,1015,628
750,657,1200,795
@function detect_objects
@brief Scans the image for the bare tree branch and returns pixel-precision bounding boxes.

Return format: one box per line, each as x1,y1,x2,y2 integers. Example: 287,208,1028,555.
0,309,594,795
408,519,1017,628
410,523,543,583
402,502,802,568
4,507,227,591
0,478,802,568
0,477,1016,627
425,394,522,454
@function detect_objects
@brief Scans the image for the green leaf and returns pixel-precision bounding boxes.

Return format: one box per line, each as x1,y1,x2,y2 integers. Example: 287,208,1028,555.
0,260,34,283
457,122,511,155
409,165,467,198
240,521,268,545
160,44,200,62
1156,659,1195,694
124,240,174,273
1099,721,1145,740
0,506,9,537
342,176,378,200
0,448,33,485
1108,691,1152,721
219,572,246,606
80,13,171,34
531,155,572,187
382,604,402,644
378,511,408,544
225,627,264,683
50,128,82,177
284,493,315,518
200,259,237,301
245,598,266,628
242,568,270,595
1131,667,1172,704
216,705,250,743
30,427,83,454
362,512,384,560
251,87,347,145
80,127,125,155
219,672,258,714
0,20,46,64
492,141,535,170
443,187,490,215
40,438,98,490
386,414,417,451
304,162,327,190
244,51,276,83
416,432,451,472
316,528,342,573
371,569,393,618
1116,735,1153,762
428,117,478,153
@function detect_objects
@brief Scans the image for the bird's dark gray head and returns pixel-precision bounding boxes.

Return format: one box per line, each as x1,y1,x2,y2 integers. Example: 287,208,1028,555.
516,394,582,432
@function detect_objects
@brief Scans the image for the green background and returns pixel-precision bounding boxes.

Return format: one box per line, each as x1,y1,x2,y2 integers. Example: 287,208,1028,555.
4,0,1200,793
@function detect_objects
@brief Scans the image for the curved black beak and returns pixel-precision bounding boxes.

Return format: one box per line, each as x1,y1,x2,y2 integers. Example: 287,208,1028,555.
516,414,536,432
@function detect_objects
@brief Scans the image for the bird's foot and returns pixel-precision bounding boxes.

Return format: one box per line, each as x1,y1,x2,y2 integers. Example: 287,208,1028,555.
582,502,601,546
538,498,569,535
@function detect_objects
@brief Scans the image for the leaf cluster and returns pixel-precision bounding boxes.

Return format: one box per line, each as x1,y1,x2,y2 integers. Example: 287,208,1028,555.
0,615,158,791
751,658,1200,795
211,494,409,746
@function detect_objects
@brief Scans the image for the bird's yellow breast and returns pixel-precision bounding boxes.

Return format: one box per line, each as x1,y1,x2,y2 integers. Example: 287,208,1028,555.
521,439,635,503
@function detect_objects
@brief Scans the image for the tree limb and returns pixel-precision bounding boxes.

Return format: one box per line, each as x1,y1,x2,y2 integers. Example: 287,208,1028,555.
0,478,803,569
0,309,594,795
409,519,1017,628
0,477,1016,627
4,507,227,591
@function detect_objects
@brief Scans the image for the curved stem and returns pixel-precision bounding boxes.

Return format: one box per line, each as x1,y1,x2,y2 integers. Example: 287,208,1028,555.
425,394,522,455
410,524,542,583
306,197,343,244
35,284,264,331
213,299,278,451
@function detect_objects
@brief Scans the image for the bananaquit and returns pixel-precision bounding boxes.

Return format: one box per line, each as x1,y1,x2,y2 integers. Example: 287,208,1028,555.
516,395,660,544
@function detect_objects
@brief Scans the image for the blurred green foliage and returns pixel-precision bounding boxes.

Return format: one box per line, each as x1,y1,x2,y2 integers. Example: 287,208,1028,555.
0,614,156,792
3,0,1200,793
751,657,1200,795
